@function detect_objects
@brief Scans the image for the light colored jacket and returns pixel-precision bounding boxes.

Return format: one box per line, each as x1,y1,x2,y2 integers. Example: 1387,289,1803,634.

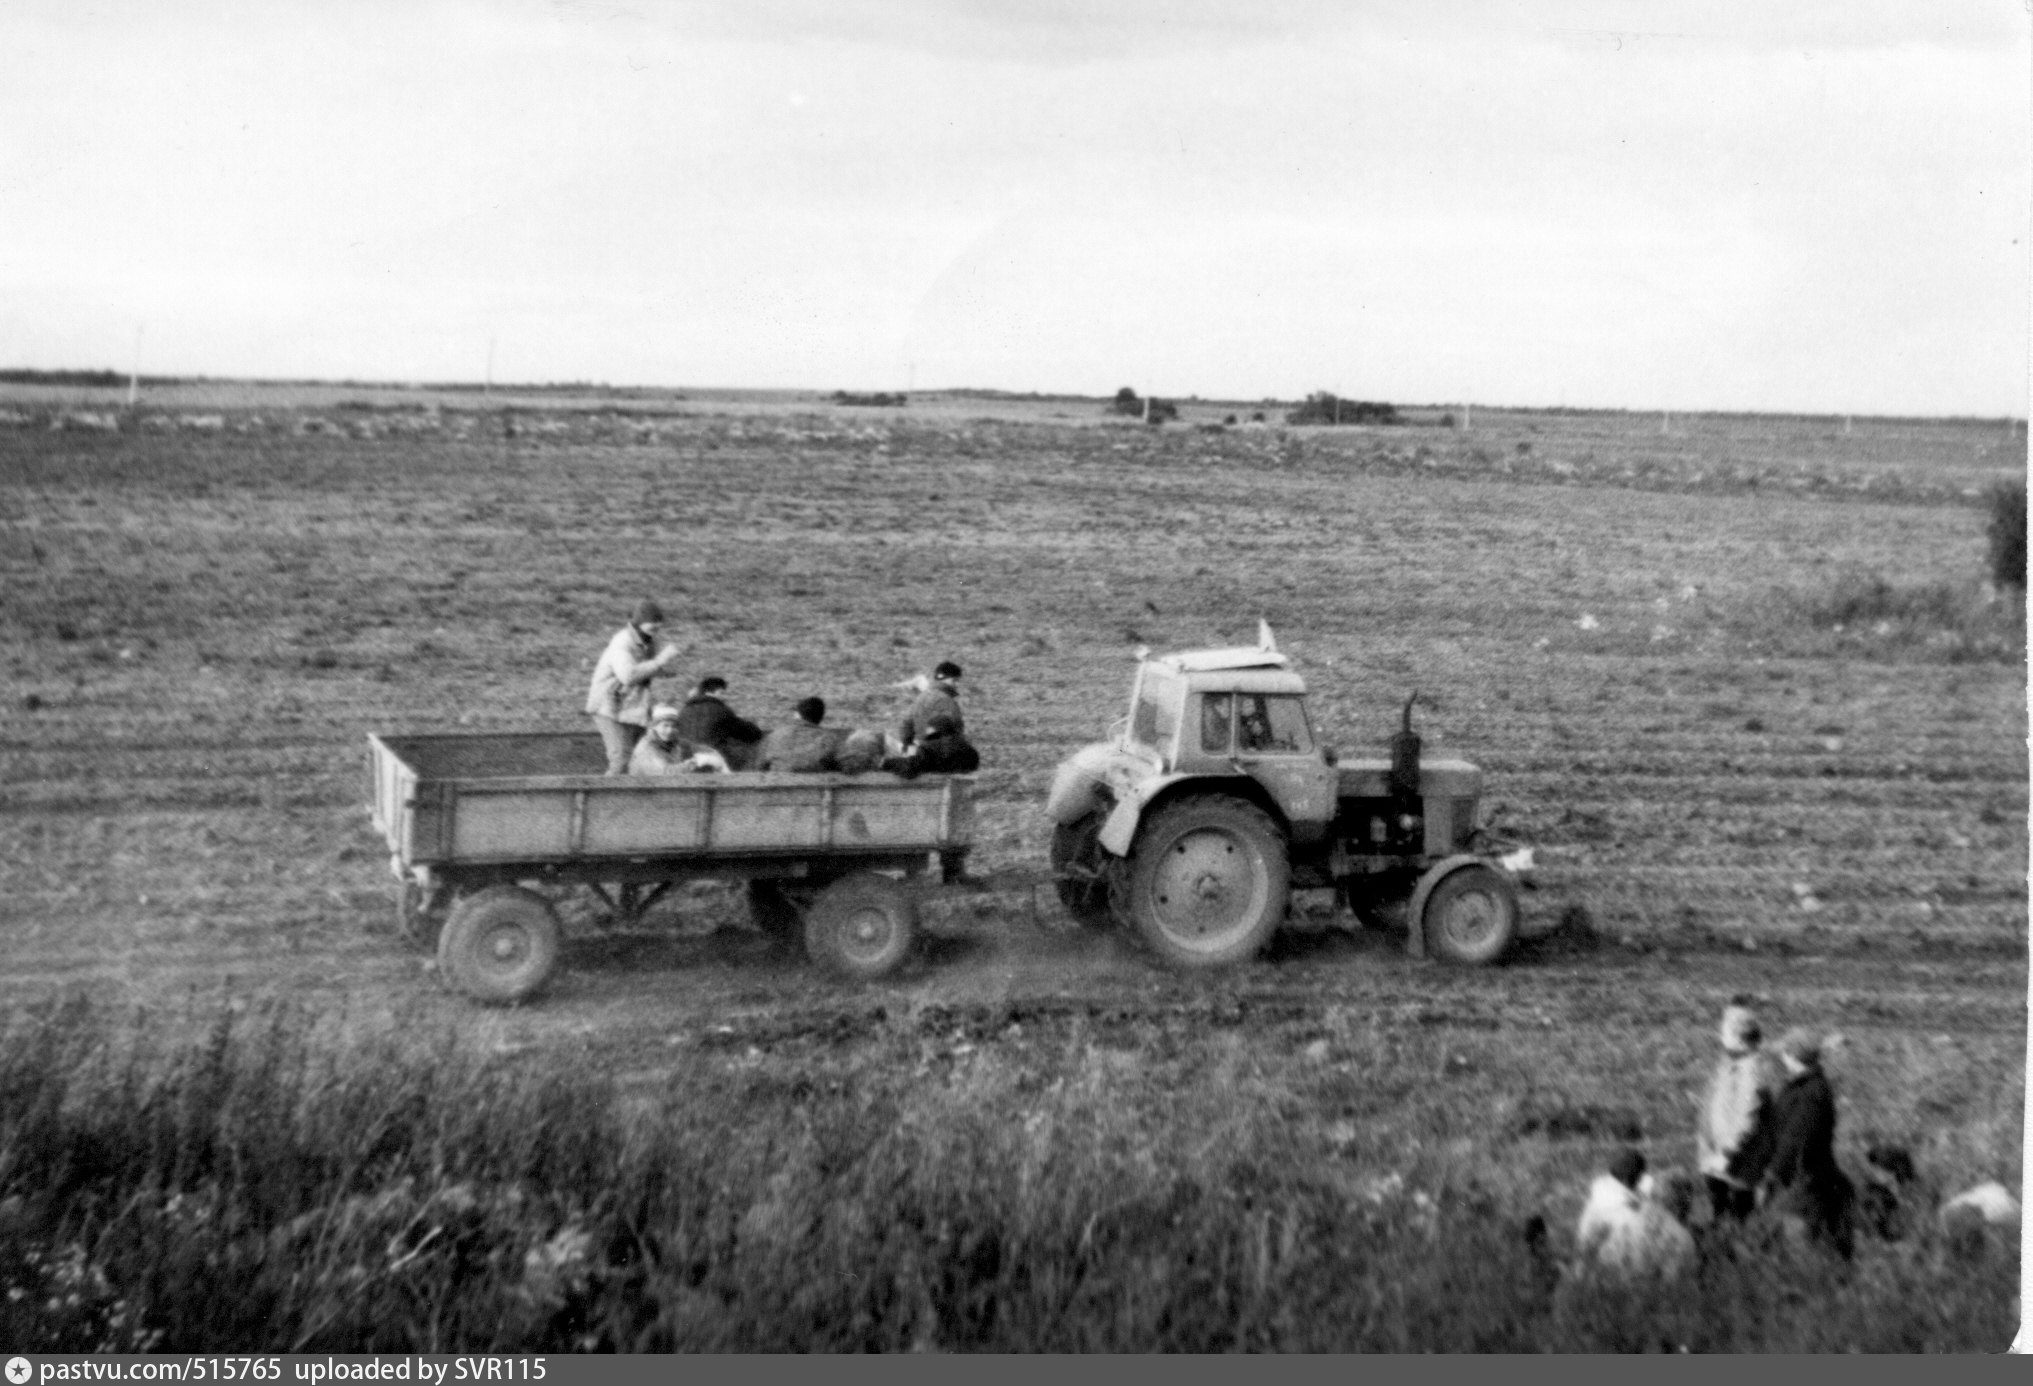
628,732,691,776
585,624,668,727
1698,1049,1781,1187
1575,1175,1695,1280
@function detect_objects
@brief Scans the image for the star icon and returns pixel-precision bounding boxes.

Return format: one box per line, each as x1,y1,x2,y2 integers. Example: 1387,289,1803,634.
6,1357,33,1385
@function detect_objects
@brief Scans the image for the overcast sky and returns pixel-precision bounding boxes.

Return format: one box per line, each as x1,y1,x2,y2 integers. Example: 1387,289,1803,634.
3,1,2027,414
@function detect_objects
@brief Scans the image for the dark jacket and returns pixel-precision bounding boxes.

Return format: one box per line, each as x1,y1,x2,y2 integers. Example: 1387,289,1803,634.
912,729,980,775
675,694,764,768
1760,1067,1855,1256
894,683,963,749
756,721,841,773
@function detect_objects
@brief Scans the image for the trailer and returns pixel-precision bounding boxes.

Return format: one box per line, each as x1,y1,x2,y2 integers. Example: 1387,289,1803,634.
367,732,975,1003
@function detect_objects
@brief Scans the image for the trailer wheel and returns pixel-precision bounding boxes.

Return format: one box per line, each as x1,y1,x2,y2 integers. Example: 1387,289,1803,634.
1117,797,1289,969
1050,814,1114,926
437,885,562,1004
397,879,449,952
1421,864,1519,966
804,873,917,980
747,880,804,944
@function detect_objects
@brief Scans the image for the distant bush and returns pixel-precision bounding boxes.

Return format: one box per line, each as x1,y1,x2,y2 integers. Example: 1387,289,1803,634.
829,391,907,408
1984,479,2025,589
1106,388,1175,424
1286,392,1402,426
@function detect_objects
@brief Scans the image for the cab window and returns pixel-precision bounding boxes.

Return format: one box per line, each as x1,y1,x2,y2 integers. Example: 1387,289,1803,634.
1236,694,1312,755
1131,686,1178,752
1199,693,1233,754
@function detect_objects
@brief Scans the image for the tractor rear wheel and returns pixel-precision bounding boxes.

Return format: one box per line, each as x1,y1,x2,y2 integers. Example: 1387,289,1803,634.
1421,864,1519,966
437,885,562,1004
803,872,917,980
1117,797,1289,968
1050,814,1114,926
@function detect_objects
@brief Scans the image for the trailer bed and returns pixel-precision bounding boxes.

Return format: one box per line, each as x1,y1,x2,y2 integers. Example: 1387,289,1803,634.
369,732,975,872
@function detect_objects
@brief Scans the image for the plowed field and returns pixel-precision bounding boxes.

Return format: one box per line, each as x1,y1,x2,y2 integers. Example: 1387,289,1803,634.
0,390,2024,1348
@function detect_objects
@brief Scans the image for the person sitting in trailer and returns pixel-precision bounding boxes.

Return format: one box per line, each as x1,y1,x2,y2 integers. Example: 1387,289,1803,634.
674,675,765,770
896,712,979,777
629,704,729,775
756,697,842,772
893,660,965,755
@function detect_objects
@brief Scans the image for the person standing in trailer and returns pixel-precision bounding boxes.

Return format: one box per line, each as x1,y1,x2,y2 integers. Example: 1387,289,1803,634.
585,598,683,775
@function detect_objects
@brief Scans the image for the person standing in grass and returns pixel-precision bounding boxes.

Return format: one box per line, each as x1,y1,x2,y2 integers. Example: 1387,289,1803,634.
1697,998,1781,1223
1757,1028,1857,1259
586,598,683,775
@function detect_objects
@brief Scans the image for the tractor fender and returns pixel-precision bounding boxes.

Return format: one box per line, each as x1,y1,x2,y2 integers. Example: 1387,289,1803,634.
1405,854,1489,960
1045,742,1121,826
1096,772,1196,857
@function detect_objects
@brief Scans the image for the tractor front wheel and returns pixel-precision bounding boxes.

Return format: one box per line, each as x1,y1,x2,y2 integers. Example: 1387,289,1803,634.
1050,813,1114,927
1117,797,1289,969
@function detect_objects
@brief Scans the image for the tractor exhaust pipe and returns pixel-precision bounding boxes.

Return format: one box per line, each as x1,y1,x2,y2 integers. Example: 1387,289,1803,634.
1389,691,1421,801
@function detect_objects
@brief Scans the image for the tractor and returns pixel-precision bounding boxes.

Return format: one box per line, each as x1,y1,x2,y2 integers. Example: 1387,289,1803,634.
1045,626,1535,968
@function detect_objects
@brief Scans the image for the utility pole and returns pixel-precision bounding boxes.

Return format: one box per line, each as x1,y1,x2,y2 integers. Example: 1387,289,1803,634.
127,325,142,408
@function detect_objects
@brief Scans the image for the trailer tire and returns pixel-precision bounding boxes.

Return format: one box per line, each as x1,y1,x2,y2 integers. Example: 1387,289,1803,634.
804,872,917,980
437,885,562,1004
1420,863,1519,966
1117,796,1288,969
1050,813,1114,927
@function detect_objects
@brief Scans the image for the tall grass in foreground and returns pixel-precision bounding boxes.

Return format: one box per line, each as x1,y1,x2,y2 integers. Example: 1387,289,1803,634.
0,996,2014,1352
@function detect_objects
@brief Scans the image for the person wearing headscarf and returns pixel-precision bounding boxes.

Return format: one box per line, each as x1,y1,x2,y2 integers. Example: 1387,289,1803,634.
1757,1028,1857,1259
629,704,728,775
1697,998,1782,1222
585,599,682,775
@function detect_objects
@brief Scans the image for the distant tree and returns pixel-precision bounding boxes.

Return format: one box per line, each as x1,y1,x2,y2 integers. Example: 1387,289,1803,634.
1986,479,2026,590
1109,387,1142,417
1285,392,1402,426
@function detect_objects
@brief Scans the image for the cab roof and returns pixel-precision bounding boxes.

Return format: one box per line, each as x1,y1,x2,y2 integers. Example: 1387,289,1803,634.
1150,645,1292,674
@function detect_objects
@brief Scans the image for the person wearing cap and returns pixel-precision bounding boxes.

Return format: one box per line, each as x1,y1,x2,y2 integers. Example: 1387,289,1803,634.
1696,998,1782,1223
893,660,965,756
756,696,842,772
674,675,765,770
585,599,683,775
1756,1028,1856,1258
628,704,726,775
